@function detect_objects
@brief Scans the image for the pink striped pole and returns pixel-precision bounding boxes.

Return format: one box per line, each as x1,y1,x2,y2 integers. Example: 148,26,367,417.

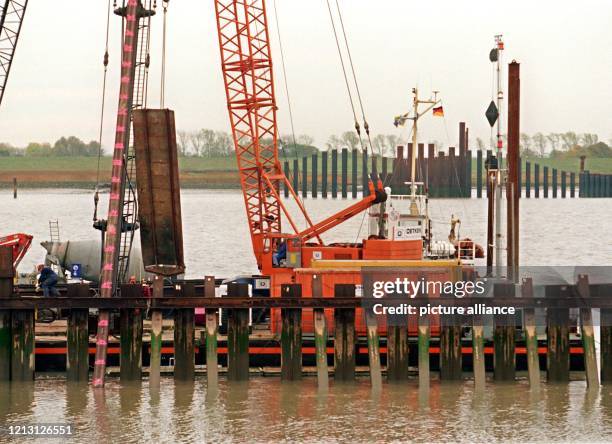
92,0,141,388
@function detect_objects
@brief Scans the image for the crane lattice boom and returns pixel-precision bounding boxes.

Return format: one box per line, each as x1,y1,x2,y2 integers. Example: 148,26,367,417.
0,0,28,108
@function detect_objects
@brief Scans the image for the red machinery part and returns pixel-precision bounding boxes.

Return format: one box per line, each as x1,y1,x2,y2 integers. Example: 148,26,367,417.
0,232,33,269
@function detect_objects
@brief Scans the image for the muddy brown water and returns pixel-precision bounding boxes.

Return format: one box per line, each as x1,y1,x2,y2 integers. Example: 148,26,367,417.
1,378,612,442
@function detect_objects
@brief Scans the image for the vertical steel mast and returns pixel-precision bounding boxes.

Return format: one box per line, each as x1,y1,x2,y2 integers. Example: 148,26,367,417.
494,35,504,273
0,0,28,108
93,0,143,388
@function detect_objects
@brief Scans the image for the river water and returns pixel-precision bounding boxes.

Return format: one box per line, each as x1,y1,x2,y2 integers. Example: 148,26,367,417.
1,189,612,442
2,189,611,277
1,378,612,442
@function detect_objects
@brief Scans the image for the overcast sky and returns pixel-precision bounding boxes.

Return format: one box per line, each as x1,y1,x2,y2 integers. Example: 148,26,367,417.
0,0,610,151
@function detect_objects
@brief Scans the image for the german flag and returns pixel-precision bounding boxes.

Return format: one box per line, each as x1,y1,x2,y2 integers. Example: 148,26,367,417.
432,106,444,117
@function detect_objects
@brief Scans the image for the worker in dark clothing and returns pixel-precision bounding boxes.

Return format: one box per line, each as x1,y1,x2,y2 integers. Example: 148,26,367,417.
272,240,287,267
37,264,60,297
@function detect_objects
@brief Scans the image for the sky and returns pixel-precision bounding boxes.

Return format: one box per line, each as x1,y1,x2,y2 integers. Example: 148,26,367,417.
0,0,610,152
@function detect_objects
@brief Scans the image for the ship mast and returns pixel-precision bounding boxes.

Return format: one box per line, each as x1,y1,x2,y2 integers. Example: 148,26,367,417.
408,87,440,214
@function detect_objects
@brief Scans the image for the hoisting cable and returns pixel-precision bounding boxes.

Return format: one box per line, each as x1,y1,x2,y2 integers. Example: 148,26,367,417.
333,0,376,156
94,0,114,221
160,0,168,108
143,0,155,108
272,0,301,196
325,0,365,152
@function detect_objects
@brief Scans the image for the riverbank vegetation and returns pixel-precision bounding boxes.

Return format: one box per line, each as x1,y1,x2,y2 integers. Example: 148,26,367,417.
1,129,610,188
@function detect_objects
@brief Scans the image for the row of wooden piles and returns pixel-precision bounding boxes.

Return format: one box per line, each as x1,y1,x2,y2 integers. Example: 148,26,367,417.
2,268,611,391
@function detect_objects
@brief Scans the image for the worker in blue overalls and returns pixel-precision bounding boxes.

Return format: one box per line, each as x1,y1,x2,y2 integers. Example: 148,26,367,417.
272,240,287,267
37,264,60,297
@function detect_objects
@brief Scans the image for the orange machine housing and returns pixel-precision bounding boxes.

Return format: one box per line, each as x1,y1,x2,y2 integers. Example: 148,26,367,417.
268,236,461,338
269,263,458,337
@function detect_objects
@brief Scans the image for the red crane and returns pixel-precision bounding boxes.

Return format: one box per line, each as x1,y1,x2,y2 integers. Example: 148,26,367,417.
214,0,386,276
0,0,28,108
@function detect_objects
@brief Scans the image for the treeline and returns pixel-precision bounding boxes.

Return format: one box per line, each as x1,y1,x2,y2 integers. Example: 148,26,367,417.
475,132,611,158
2,130,608,160
325,132,404,157
176,129,322,158
0,136,101,157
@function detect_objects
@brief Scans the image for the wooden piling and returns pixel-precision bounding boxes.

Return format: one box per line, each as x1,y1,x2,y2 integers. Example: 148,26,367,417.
204,276,218,386
543,166,549,198
418,309,430,389
12,177,17,199
552,168,558,198
334,284,356,381
577,275,599,388
440,320,462,381
493,283,515,381
120,284,143,381
312,275,328,389
302,156,308,198
365,306,382,390
546,285,570,382
331,149,338,198
386,301,409,381
11,309,35,381
570,172,576,198
351,149,358,198
293,158,299,195
283,161,289,198
174,283,195,381
472,313,485,390
281,284,302,381
341,148,348,198
534,163,540,198
525,161,531,198
321,151,328,198
311,153,318,198
602,306,612,384
561,171,567,198
448,147,457,197
371,155,378,182
362,150,369,196
149,277,163,386
0,309,9,381
427,144,435,196
522,278,540,389
476,150,483,198
0,246,12,381
381,155,388,185
66,284,90,382
227,282,250,381
466,150,473,197
518,157,522,198
507,61,521,279
417,143,425,184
